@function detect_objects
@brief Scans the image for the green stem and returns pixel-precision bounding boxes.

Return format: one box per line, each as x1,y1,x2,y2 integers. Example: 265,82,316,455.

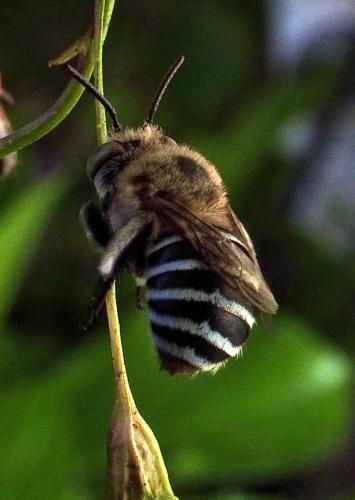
0,53,92,159
0,2,115,160
91,0,126,390
103,0,116,53
93,0,108,144
93,3,176,497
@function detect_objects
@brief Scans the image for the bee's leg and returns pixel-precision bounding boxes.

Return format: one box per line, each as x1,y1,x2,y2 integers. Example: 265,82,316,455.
80,277,117,330
80,200,112,248
81,214,148,329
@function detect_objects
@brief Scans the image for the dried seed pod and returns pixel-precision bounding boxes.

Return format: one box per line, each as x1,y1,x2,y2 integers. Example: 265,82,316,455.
0,74,17,176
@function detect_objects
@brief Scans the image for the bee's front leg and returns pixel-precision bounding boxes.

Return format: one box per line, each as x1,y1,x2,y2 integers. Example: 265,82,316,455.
80,200,112,248
81,213,148,330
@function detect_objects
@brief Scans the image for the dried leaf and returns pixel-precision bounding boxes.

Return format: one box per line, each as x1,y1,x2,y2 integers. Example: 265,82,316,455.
0,75,17,176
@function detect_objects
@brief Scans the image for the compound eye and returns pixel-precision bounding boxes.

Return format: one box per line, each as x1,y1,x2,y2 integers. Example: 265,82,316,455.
86,141,124,181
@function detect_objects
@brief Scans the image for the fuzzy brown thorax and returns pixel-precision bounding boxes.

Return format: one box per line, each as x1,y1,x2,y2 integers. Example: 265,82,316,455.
88,124,229,231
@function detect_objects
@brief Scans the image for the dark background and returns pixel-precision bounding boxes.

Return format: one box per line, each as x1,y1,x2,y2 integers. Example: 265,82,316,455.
0,1,354,498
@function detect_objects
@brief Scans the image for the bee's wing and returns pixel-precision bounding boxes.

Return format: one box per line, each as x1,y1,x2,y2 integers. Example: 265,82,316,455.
147,194,278,314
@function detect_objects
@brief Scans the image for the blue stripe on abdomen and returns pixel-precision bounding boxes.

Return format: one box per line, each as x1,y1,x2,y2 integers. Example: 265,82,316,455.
145,232,255,374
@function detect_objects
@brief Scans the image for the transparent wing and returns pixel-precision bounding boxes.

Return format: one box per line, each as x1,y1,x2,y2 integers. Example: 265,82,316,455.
146,194,278,314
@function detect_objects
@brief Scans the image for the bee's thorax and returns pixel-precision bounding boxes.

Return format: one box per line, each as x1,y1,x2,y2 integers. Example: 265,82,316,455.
92,123,231,230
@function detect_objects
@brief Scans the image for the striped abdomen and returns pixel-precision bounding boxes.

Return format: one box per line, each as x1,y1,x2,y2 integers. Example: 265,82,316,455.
145,232,257,374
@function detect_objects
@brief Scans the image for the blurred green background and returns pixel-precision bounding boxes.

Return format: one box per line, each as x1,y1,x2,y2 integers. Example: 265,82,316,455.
0,1,354,499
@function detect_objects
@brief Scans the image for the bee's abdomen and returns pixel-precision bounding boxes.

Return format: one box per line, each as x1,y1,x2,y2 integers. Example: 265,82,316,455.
145,232,256,374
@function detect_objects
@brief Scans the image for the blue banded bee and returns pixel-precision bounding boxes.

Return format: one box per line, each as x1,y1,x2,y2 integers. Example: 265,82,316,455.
67,57,278,374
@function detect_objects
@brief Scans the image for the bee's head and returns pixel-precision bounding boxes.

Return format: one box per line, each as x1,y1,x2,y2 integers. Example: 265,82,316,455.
87,125,173,198
65,56,184,197
86,135,141,198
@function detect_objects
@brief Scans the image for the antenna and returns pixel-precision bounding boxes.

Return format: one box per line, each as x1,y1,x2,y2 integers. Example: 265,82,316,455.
146,55,185,124
65,64,122,132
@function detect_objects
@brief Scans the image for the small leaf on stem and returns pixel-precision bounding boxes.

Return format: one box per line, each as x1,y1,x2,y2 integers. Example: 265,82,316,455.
48,32,92,68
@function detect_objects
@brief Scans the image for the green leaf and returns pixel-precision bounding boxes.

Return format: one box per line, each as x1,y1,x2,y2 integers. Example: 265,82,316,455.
0,373,96,500
0,173,71,327
122,313,352,486
0,313,351,498
187,70,337,200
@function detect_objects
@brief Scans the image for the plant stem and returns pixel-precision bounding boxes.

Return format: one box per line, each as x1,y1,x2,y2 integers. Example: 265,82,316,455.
0,1,115,160
93,0,108,144
92,0,135,416
0,53,93,159
93,3,176,498
91,0,124,385
105,283,135,411
92,0,129,403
